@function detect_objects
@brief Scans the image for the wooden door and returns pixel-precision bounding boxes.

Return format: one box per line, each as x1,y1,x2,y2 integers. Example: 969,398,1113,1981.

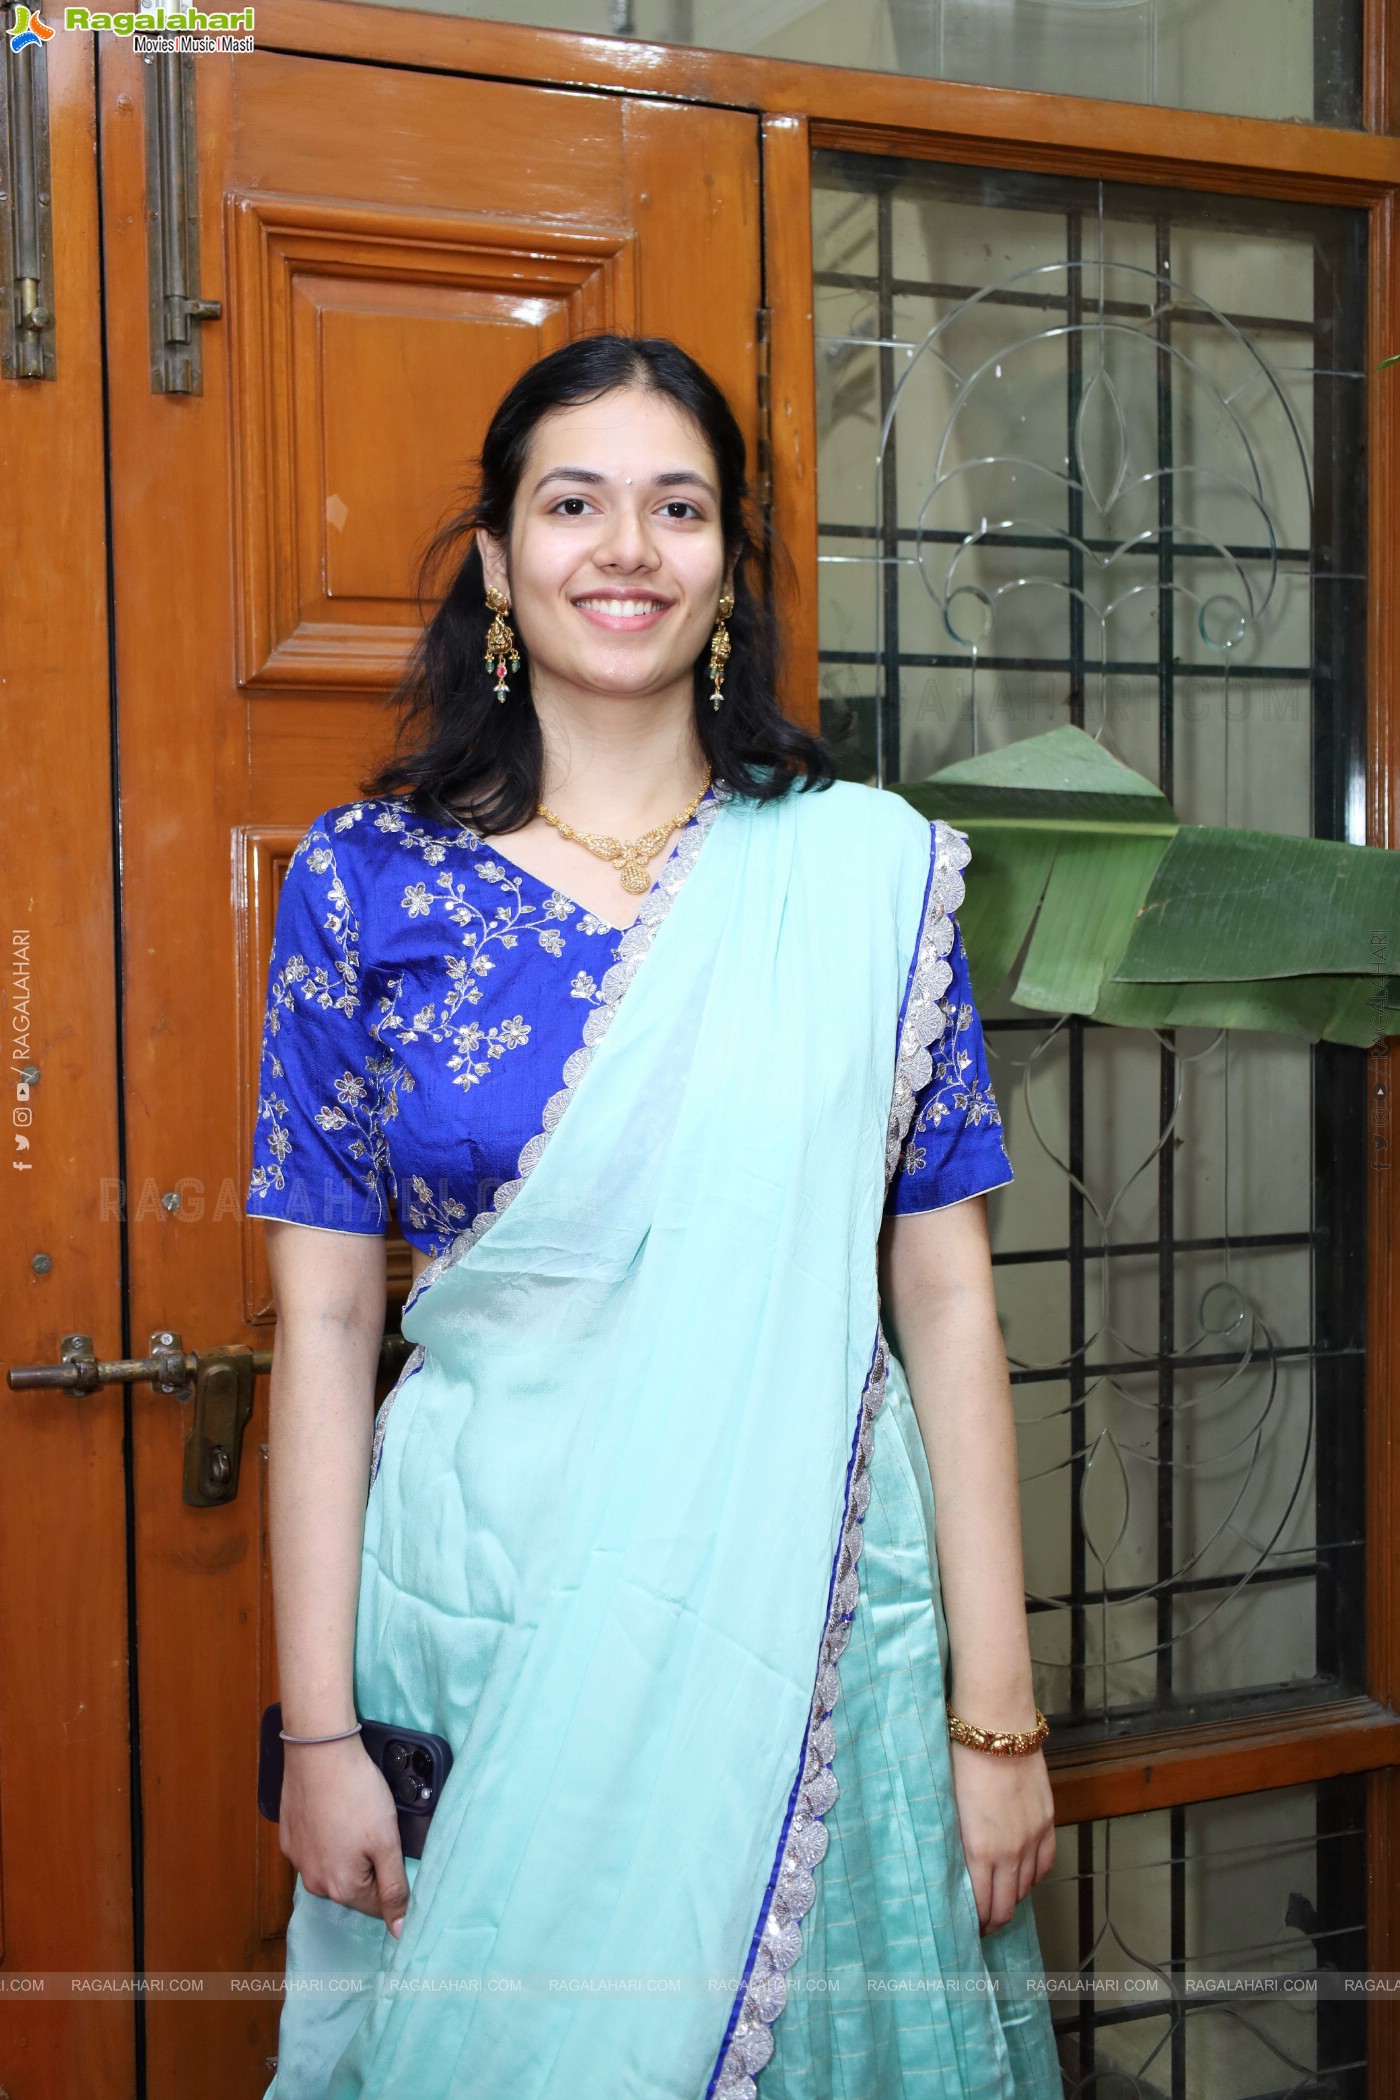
88,41,758,2100
0,26,134,2100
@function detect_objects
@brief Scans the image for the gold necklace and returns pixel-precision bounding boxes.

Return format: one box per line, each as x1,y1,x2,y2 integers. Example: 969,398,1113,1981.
536,769,713,896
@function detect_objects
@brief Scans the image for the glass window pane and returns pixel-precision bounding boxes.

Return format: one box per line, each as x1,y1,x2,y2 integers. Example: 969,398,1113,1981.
1034,1777,1368,2097
333,0,1365,127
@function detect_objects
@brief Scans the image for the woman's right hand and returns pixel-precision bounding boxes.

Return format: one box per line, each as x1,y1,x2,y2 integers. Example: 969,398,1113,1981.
278,1736,411,1939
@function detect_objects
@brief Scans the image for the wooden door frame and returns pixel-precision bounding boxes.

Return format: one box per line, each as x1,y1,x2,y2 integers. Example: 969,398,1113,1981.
263,0,1400,2063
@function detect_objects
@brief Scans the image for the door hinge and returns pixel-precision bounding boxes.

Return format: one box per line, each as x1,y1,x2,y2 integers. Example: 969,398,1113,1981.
142,53,222,394
755,305,773,509
0,9,56,381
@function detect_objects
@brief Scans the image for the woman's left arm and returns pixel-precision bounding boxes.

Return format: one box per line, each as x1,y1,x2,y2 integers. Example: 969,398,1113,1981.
878,1192,1058,1934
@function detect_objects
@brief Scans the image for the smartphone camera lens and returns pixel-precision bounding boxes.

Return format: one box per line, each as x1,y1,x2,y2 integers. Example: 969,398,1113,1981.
383,1738,438,1810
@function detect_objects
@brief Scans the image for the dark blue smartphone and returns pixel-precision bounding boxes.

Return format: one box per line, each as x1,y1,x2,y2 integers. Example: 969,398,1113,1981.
258,1701,454,1860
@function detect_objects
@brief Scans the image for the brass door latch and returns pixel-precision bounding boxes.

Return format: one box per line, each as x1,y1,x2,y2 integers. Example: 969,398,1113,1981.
7,1330,414,1508
8,1331,257,1508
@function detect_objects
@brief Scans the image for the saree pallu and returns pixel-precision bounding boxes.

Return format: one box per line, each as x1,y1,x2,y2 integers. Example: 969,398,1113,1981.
264,779,1062,2100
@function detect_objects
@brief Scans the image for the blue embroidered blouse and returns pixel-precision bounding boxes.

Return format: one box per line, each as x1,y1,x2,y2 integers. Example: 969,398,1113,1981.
244,792,1014,1255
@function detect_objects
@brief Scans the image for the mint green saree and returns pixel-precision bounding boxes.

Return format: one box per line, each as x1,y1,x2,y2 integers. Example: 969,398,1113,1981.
265,778,1062,2100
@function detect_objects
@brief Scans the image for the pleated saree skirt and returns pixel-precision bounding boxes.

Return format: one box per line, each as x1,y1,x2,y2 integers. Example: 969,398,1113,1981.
265,1350,1061,2100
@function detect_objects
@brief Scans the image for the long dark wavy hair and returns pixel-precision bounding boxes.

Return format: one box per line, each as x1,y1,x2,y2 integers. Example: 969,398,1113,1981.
360,333,835,832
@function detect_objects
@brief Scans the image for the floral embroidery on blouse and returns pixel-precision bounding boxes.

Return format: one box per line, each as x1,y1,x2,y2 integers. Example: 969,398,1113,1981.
247,795,642,1254
374,842,611,1084
246,825,394,1228
898,995,1005,1173
246,797,1013,1254
884,915,1013,1215
403,1173,471,1247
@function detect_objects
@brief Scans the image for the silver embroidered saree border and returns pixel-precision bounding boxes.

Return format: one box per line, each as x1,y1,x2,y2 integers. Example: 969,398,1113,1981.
368,787,731,1488
709,1333,890,2096
708,815,972,2099
885,817,972,1186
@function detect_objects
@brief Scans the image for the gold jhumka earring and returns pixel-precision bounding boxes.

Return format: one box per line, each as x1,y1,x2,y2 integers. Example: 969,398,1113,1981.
484,584,521,704
708,592,735,711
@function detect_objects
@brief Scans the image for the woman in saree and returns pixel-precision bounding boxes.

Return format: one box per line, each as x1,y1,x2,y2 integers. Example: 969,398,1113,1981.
246,333,1063,2100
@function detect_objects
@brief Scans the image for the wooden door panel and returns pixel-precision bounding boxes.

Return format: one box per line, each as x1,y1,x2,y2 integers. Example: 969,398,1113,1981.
231,195,639,686
232,53,631,222
97,39,759,2099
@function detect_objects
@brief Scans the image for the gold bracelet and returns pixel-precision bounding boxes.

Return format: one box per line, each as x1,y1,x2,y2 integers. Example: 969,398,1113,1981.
947,1705,1049,1757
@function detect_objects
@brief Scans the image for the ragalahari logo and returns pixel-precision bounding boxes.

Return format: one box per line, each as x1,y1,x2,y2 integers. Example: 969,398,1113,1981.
7,6,55,47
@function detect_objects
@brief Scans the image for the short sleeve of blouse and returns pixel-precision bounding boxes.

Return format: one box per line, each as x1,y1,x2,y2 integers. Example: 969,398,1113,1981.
245,815,392,1236
884,909,1015,1216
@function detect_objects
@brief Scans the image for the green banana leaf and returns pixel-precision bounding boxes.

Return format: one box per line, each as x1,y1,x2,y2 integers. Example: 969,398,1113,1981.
893,724,1400,1047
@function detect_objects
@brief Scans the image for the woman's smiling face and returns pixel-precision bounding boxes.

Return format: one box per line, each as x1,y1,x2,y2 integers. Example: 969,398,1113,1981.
478,385,734,709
